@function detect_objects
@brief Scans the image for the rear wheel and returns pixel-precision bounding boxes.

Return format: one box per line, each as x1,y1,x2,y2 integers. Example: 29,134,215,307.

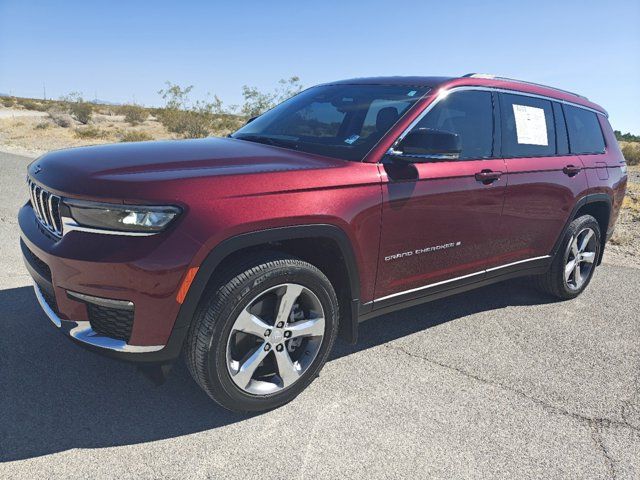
184,253,338,412
534,215,601,299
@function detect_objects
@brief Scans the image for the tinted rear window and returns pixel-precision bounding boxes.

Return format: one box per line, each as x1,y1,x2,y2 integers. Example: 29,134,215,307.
564,105,606,155
499,93,556,157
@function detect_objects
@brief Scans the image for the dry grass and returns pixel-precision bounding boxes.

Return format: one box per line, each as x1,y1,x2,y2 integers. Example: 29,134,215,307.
621,180,640,219
620,141,640,166
120,130,153,142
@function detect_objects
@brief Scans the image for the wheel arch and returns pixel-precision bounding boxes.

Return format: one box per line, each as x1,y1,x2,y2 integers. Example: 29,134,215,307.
551,193,612,265
172,224,362,351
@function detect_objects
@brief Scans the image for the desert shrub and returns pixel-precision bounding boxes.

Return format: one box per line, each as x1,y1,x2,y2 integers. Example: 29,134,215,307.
1,96,16,107
121,104,148,125
120,131,153,142
155,78,302,137
69,102,93,124
17,98,48,111
210,113,246,136
34,121,50,130
157,83,216,138
48,111,74,128
157,109,211,138
241,76,303,117
75,126,107,139
621,142,640,166
615,130,640,143
60,92,93,124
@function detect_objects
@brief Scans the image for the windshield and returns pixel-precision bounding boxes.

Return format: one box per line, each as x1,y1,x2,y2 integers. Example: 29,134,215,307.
231,84,429,161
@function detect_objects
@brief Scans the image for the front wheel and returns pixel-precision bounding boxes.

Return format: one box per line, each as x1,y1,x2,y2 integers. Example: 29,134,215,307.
184,253,339,412
534,214,601,299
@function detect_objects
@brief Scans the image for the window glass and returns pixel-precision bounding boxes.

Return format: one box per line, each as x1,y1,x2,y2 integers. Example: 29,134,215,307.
361,99,411,139
553,102,569,155
499,93,556,157
232,84,429,161
280,102,345,137
413,90,493,159
564,105,605,154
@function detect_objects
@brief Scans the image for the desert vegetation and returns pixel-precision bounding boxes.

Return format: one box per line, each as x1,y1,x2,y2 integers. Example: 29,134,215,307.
0,77,303,148
620,141,640,166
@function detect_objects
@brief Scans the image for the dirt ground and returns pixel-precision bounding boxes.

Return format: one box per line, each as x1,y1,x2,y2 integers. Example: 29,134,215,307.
0,107,175,156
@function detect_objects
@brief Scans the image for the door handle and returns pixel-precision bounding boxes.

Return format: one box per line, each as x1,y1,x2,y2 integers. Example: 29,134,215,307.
474,169,502,184
563,165,581,177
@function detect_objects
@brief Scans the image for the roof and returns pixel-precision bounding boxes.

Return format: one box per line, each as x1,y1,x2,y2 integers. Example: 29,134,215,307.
326,76,455,87
324,75,606,115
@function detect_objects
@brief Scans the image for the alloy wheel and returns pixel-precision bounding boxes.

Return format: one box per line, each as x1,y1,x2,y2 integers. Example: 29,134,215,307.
564,227,597,290
225,283,325,395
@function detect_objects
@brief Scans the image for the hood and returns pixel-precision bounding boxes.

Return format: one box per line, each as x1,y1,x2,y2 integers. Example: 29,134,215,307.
27,137,348,201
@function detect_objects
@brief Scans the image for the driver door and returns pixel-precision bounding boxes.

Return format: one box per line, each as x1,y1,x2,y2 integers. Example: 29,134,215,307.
374,89,507,307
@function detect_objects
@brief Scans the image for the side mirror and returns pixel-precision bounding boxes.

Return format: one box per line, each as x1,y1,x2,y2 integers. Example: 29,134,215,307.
390,128,461,161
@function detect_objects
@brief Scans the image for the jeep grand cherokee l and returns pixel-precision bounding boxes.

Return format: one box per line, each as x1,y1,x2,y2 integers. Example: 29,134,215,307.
19,74,628,412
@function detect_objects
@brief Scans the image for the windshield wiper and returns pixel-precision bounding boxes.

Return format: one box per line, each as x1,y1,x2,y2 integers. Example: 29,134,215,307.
234,134,299,149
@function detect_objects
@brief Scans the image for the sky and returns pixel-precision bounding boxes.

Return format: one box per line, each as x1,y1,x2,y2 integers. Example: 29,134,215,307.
1,0,639,132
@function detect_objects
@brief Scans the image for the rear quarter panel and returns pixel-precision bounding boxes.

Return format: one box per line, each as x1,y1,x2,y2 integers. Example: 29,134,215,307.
581,116,627,232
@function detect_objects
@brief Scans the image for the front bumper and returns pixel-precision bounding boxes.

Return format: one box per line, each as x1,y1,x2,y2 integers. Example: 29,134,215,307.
33,283,164,353
19,201,203,363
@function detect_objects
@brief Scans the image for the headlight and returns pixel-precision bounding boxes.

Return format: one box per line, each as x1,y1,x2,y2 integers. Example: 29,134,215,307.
64,200,181,234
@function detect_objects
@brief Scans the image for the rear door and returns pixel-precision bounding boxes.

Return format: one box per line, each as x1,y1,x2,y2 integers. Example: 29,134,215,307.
494,93,589,267
374,89,507,306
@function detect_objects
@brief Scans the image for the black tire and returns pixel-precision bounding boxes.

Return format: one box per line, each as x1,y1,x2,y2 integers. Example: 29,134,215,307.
184,252,339,413
534,214,601,299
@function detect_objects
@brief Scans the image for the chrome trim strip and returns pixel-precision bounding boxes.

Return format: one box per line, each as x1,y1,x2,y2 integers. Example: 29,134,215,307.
33,283,164,353
375,270,484,303
391,86,606,148
67,290,135,310
33,283,61,327
40,188,51,225
485,255,551,272
60,217,158,237
374,255,551,303
28,179,62,237
47,194,56,231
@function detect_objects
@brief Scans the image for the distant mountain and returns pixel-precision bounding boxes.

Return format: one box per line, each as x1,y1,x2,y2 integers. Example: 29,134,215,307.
0,93,11,97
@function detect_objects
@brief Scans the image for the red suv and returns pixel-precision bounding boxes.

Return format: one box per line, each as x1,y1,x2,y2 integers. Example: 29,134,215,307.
20,74,627,412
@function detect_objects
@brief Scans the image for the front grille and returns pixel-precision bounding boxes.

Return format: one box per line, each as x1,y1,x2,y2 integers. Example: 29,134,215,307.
87,304,134,342
27,178,62,236
21,240,52,282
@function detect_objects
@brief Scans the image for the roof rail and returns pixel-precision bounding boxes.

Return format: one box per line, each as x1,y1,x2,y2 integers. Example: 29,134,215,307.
461,73,588,100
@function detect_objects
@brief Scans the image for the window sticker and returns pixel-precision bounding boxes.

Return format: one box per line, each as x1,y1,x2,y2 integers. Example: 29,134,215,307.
512,104,548,146
407,90,417,97
344,134,360,145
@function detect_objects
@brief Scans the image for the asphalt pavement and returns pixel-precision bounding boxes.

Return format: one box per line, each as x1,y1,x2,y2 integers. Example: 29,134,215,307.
0,150,638,479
